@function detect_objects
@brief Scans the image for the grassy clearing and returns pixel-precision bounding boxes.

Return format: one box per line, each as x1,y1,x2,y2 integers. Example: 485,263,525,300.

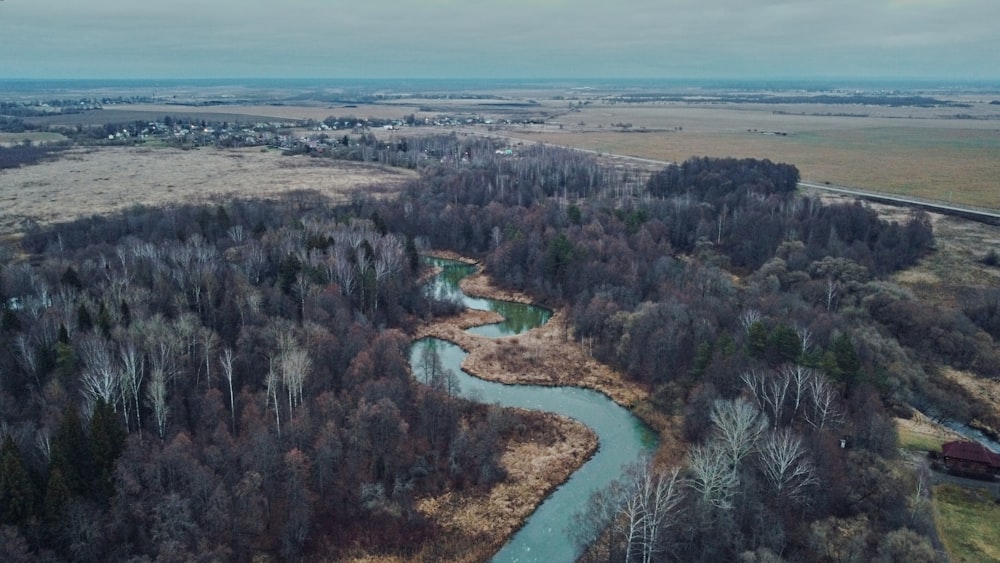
898,424,947,453
933,484,1000,562
895,412,964,454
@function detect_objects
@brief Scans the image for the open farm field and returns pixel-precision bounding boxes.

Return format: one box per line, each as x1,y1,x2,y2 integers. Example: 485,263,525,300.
497,102,1000,209
0,146,414,235
15,93,1000,208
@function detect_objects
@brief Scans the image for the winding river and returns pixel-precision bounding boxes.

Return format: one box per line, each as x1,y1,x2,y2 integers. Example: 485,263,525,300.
410,259,658,562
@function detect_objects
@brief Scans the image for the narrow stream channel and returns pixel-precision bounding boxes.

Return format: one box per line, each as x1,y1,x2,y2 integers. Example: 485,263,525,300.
410,259,658,562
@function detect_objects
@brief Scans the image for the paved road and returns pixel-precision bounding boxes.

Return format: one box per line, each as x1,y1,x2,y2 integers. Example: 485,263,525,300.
478,131,1000,222
798,181,1000,223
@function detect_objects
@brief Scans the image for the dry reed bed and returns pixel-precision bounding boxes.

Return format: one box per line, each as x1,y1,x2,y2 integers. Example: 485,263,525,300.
0,146,415,236
407,264,660,561
416,269,650,407
405,412,595,563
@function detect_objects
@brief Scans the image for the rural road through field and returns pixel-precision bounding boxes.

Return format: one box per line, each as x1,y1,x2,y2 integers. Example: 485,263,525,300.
483,131,1000,222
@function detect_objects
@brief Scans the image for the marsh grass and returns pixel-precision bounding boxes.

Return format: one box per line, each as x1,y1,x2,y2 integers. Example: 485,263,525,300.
0,145,415,235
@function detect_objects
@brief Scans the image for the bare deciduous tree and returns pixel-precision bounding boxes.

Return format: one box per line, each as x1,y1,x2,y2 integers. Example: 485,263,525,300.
761,370,790,426
805,374,843,431
292,272,312,321
220,347,237,435
35,426,51,462
80,336,121,413
710,397,768,466
739,309,762,334
13,333,40,387
265,359,281,437
490,225,503,250
781,364,816,420
281,346,311,416
757,428,818,499
687,440,739,509
633,463,683,563
572,461,684,562
119,340,145,434
198,327,219,388
825,277,840,311
227,224,246,245
147,365,169,440
241,240,267,284
796,327,813,356
333,246,357,298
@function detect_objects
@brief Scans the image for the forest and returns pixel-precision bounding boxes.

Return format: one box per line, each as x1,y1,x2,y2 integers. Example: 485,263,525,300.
1,133,995,561
0,143,71,171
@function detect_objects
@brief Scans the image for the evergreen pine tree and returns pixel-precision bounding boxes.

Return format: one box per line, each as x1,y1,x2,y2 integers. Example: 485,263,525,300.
0,436,35,525
833,333,862,387
76,303,93,333
43,467,70,527
405,234,420,273
89,398,126,502
49,407,92,497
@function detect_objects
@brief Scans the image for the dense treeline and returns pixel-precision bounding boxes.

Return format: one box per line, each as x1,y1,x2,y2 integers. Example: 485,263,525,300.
370,145,994,560
0,142,71,171
0,197,519,560
1,136,993,560
604,93,967,108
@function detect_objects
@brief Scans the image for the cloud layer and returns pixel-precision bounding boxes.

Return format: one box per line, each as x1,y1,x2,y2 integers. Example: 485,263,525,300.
2,0,997,79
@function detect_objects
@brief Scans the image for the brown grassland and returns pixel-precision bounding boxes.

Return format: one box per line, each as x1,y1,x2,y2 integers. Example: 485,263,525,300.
0,145,415,236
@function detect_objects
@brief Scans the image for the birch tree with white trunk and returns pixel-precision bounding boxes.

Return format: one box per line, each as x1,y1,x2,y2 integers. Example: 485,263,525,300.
710,397,768,467
220,347,237,435
756,428,818,499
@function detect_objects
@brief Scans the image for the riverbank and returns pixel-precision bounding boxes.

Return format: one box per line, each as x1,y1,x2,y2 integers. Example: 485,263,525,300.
403,258,671,561
416,266,651,408
409,410,597,563
424,265,683,453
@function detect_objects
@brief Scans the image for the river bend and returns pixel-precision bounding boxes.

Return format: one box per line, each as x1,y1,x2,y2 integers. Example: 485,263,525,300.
410,259,657,562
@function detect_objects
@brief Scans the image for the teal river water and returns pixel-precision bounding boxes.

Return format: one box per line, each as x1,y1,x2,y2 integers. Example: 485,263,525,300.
410,259,657,562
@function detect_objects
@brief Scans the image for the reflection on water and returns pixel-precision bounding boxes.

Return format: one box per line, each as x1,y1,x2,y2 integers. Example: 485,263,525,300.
413,257,657,563
424,257,552,337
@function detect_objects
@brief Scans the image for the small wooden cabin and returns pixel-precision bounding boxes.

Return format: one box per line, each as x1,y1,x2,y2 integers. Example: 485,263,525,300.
940,440,1000,476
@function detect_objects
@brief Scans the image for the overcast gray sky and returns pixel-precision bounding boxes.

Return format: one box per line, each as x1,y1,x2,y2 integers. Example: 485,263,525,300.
2,0,997,80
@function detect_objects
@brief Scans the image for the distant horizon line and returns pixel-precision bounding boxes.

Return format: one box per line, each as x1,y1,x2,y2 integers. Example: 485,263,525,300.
4,76,998,85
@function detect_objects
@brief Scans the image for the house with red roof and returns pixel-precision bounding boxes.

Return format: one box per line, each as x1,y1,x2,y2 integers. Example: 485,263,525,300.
940,440,1000,476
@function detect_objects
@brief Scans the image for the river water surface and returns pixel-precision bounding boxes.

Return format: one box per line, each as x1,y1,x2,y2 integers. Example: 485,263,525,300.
410,259,657,562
